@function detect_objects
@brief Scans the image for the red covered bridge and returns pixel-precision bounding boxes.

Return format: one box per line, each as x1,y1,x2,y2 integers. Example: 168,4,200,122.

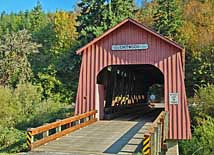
27,18,191,155
75,18,191,139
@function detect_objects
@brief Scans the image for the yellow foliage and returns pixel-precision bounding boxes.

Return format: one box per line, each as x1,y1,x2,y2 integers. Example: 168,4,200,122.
180,0,214,53
136,1,158,27
51,11,78,54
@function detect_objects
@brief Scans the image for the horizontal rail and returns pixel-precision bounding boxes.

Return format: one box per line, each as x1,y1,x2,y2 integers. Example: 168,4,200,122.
149,103,165,109
27,110,97,150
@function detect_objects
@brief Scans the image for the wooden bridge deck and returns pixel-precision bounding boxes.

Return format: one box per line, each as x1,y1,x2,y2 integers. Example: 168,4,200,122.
28,113,157,155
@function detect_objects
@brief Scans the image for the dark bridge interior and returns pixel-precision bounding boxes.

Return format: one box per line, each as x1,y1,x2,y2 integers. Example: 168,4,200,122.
97,64,164,119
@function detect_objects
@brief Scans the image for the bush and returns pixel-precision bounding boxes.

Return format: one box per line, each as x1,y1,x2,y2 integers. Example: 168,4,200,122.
0,83,71,153
0,127,27,153
0,87,18,128
194,84,214,117
180,117,214,155
188,84,214,125
180,85,214,155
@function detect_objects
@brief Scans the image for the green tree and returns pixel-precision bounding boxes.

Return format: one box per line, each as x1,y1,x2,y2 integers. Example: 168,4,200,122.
76,0,107,44
0,2,47,36
0,11,28,35
177,0,214,95
110,0,136,26
0,30,40,87
185,46,214,94
153,0,183,39
32,11,78,102
28,1,48,33
77,0,136,45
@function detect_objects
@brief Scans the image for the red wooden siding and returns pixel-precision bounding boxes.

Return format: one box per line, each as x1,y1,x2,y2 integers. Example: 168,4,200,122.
75,19,191,140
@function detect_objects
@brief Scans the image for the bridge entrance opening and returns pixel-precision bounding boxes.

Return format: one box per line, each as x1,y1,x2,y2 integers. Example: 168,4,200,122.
97,64,164,120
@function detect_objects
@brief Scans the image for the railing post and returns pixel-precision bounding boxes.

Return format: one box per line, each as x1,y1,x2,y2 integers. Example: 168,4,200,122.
89,114,92,120
160,117,164,148
154,127,158,155
77,115,81,126
94,112,96,119
151,132,155,155
157,122,162,154
67,123,71,128
83,116,87,123
56,119,61,133
164,112,169,140
43,123,49,138
87,115,90,121
27,128,34,150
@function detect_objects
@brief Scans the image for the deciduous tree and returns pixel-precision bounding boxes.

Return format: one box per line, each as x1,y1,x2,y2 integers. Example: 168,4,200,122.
0,30,40,87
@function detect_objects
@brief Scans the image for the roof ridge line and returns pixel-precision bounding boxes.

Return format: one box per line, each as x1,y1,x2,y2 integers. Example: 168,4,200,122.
76,18,184,55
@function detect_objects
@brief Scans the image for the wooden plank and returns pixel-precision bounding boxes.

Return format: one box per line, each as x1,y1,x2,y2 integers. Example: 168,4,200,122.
31,118,97,149
149,103,165,109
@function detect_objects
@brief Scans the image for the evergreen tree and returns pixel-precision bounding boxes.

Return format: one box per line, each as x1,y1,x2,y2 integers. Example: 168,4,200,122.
110,0,136,26
153,0,183,39
77,0,136,44
76,0,107,44
28,1,47,33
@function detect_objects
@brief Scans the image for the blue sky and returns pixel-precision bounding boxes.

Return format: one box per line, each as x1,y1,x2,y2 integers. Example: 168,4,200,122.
0,0,142,13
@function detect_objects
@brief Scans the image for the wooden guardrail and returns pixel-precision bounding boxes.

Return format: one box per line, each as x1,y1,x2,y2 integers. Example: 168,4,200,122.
142,111,168,155
27,110,97,150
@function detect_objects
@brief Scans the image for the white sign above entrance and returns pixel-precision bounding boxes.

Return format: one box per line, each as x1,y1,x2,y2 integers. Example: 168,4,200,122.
112,44,148,51
169,93,179,105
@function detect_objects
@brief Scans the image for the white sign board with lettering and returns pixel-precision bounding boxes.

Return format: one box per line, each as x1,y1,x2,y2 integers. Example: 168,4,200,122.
169,93,179,104
112,44,148,51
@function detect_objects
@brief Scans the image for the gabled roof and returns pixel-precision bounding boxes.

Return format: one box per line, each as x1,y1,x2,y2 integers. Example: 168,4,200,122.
76,18,184,55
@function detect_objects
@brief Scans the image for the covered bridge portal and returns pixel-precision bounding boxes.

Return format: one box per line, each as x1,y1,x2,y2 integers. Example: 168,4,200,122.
75,18,191,140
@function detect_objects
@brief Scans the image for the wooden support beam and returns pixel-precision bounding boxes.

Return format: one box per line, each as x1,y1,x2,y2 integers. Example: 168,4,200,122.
149,103,165,109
